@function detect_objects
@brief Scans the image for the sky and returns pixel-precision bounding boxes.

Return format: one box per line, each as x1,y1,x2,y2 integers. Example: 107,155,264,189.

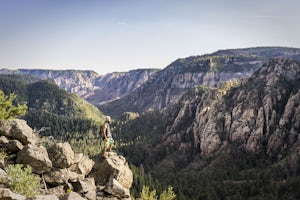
0,0,300,75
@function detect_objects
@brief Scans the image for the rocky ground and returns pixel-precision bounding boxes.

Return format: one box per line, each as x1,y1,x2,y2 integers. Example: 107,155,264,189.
0,119,133,200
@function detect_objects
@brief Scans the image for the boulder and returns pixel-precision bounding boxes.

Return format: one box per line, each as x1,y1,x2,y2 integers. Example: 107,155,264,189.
0,168,8,187
62,192,86,200
73,178,96,200
44,168,84,186
16,144,52,174
70,153,95,176
48,185,65,198
0,135,24,153
0,188,26,200
89,152,133,190
31,194,59,200
47,142,75,168
0,119,38,145
104,178,130,199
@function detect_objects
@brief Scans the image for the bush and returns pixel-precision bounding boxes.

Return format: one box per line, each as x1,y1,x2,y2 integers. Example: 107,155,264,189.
0,149,7,160
6,164,41,197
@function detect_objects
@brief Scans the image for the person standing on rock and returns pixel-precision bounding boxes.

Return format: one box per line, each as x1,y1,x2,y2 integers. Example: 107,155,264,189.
102,116,114,157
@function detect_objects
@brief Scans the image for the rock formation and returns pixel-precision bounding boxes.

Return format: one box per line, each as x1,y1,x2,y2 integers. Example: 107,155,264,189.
162,58,300,162
100,47,300,115
0,119,133,200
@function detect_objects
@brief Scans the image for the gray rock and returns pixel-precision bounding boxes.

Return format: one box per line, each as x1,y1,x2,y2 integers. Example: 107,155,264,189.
0,119,38,145
0,136,24,153
44,168,84,186
16,144,52,174
48,185,65,199
0,168,8,187
73,178,96,200
104,178,130,199
0,188,26,200
62,192,86,200
31,194,59,200
70,153,95,177
89,152,133,190
47,142,75,168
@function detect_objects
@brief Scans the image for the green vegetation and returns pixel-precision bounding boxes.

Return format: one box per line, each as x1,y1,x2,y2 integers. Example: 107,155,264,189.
0,76,104,142
6,164,42,198
0,90,27,120
69,131,102,156
140,186,157,200
215,79,240,99
0,149,7,160
140,185,175,200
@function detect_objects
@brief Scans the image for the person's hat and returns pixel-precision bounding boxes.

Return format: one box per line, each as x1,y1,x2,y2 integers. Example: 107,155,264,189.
105,116,111,122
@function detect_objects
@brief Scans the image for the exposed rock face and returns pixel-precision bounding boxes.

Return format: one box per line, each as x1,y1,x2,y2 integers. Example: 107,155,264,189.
162,59,300,162
88,69,159,105
0,68,159,106
100,47,300,115
0,120,133,200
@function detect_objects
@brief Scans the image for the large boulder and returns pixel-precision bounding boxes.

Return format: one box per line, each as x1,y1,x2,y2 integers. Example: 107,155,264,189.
44,168,84,186
70,153,95,176
73,178,96,200
0,135,23,153
0,188,26,200
104,178,130,199
16,144,52,174
89,152,133,196
47,142,75,168
0,119,38,145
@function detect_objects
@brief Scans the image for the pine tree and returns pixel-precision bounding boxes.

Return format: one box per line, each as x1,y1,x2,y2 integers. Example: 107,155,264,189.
0,90,27,120
159,187,176,200
140,186,157,200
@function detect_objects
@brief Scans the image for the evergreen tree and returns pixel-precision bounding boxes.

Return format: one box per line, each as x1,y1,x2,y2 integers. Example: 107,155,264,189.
0,90,27,120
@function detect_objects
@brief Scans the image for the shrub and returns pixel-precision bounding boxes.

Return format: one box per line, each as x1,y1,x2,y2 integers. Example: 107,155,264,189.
0,149,7,160
6,164,41,197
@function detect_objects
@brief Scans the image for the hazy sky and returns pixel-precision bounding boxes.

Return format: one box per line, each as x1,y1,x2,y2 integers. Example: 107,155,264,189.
1,0,300,75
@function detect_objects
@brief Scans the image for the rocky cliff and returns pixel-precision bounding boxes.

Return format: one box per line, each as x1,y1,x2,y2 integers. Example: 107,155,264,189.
157,58,300,168
0,68,159,105
100,47,300,116
0,119,133,200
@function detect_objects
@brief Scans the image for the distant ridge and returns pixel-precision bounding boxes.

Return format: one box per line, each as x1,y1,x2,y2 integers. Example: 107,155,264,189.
99,46,300,116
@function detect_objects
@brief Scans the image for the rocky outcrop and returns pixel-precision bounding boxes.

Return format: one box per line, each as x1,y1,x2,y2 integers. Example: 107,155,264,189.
0,119,133,200
100,47,300,115
162,59,300,161
0,119,39,145
90,152,133,199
